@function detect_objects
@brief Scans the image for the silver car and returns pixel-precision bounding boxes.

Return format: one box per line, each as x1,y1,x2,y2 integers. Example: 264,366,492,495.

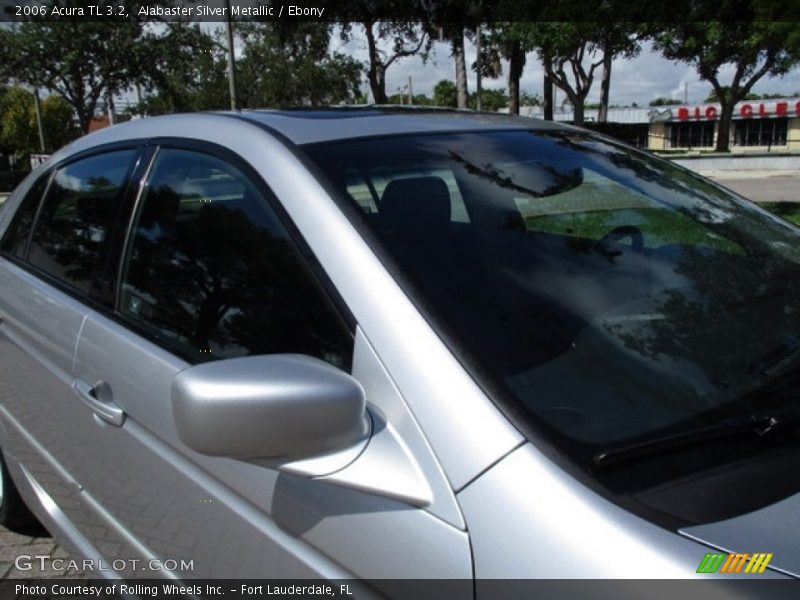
0,109,798,584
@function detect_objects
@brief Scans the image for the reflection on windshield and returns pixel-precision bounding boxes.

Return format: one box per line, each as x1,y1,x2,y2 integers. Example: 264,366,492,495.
303,130,800,464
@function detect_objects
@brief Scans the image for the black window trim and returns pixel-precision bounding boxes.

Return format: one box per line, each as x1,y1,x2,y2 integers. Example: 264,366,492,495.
0,136,356,369
0,169,55,260
109,137,356,367
0,141,148,311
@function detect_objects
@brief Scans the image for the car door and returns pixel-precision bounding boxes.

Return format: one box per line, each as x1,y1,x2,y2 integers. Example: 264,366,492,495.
70,144,472,586
0,149,143,558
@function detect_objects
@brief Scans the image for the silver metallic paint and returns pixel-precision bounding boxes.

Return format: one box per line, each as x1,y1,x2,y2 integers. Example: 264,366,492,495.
44,112,524,491
459,444,789,579
682,494,800,578
172,354,369,460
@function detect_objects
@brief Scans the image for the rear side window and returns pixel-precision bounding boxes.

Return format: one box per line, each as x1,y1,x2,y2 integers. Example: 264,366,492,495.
27,150,136,295
119,148,352,368
0,174,49,259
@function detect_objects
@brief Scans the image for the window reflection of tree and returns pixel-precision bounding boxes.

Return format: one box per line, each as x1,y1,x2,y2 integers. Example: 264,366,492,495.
125,185,349,367
31,173,119,290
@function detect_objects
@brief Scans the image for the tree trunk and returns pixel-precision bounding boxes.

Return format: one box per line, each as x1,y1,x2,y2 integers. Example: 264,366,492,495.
76,108,92,134
107,90,116,125
573,101,585,126
508,40,525,115
543,55,553,121
452,31,468,109
364,22,387,104
716,101,734,152
565,89,585,126
598,50,612,123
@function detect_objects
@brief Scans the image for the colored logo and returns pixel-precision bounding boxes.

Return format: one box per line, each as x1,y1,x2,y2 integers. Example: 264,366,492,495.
696,552,773,574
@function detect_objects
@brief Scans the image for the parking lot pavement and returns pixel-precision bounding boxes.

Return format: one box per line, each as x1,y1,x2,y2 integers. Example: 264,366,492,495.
0,523,84,578
711,175,800,204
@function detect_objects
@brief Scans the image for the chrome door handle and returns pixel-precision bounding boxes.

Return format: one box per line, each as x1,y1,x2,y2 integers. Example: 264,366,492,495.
73,380,125,426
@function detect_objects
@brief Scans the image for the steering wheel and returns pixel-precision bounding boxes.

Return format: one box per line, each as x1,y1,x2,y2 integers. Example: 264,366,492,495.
594,225,644,259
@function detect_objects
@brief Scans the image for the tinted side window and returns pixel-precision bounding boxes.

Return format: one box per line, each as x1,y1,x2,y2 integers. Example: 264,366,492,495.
0,174,49,258
119,149,352,369
27,151,136,295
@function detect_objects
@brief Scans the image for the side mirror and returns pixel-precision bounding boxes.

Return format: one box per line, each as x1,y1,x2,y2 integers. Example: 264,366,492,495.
172,354,368,460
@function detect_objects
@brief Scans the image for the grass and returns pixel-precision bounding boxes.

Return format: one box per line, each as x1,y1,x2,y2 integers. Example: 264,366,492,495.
760,202,800,226
524,207,741,253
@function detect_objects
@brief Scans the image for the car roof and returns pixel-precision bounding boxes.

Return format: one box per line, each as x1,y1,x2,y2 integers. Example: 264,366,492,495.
48,107,577,166
232,106,573,145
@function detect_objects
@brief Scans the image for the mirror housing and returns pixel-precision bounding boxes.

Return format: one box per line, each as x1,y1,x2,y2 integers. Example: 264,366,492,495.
172,354,368,460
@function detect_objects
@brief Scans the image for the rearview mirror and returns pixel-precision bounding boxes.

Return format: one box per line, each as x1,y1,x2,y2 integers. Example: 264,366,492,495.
172,355,368,460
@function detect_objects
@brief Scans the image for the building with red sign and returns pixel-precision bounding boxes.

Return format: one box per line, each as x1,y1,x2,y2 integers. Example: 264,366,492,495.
648,99,800,151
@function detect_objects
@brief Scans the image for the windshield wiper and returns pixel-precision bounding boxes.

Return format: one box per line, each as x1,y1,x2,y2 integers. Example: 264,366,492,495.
594,409,800,468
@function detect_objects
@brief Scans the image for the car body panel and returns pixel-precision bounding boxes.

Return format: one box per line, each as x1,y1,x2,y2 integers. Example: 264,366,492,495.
0,260,102,548
681,495,800,578
70,309,471,579
38,113,524,492
458,444,789,579
1,109,796,582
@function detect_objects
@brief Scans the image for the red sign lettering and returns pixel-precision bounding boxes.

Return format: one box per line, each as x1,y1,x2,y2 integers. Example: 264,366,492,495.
777,102,788,116
678,107,689,120
705,106,717,119
741,104,753,117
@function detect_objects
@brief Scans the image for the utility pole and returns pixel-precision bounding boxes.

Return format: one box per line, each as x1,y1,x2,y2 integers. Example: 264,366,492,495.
684,81,688,104
408,76,413,105
475,24,482,111
225,0,237,110
32,89,46,152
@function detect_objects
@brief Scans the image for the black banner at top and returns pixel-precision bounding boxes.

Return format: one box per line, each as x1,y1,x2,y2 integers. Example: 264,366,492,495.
1,0,800,23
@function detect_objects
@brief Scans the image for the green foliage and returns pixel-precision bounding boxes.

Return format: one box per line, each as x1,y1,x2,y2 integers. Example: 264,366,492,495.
469,88,509,112
0,2,153,132
236,22,363,108
520,91,542,106
0,87,80,160
653,10,800,150
704,88,795,102
480,23,537,113
649,97,682,107
133,24,229,115
433,80,457,108
335,2,431,104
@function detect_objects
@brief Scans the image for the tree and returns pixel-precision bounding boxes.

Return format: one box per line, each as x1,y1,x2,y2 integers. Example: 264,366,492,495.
654,9,800,151
359,21,430,104
520,91,542,106
704,87,760,103
649,97,681,107
235,22,363,108
481,23,535,115
0,87,80,160
433,80,458,107
450,27,470,109
468,88,509,112
134,23,229,115
426,2,487,110
593,23,643,122
532,22,604,125
333,0,431,104
0,2,152,133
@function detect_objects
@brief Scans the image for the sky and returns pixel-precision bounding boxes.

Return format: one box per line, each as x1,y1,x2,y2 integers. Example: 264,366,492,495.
329,34,800,106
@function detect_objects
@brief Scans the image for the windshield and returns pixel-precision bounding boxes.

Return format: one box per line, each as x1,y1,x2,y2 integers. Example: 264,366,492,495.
303,130,800,488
